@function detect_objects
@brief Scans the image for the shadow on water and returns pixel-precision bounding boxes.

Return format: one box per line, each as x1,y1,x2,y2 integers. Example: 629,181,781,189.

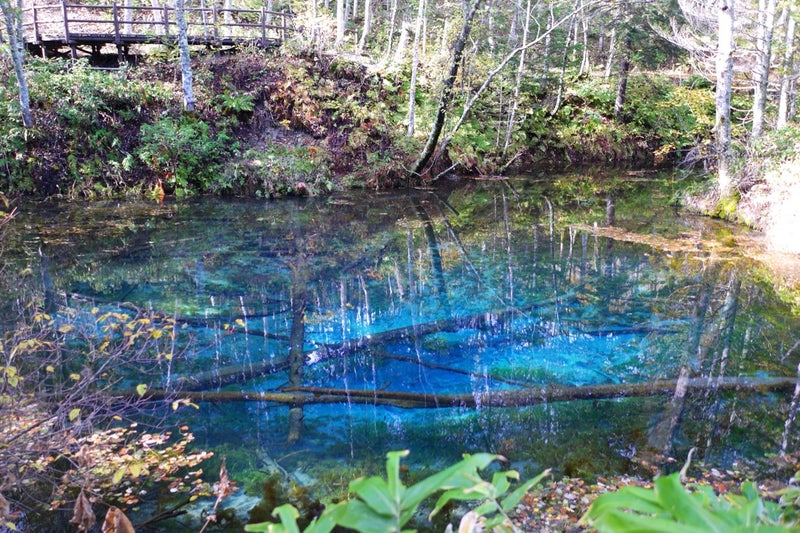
3,169,800,530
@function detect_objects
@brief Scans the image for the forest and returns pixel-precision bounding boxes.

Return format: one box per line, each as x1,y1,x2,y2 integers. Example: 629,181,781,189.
2,0,800,531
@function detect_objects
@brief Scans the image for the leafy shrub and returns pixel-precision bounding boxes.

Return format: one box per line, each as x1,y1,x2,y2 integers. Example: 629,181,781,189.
245,450,549,533
222,144,334,197
137,116,234,195
583,472,800,532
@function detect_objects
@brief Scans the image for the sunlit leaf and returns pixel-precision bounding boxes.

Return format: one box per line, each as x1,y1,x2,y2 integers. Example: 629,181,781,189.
112,466,127,485
135,384,147,397
69,408,81,422
101,506,135,533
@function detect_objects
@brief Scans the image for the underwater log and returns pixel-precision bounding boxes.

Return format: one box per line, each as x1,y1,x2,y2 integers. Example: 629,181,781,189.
136,376,799,409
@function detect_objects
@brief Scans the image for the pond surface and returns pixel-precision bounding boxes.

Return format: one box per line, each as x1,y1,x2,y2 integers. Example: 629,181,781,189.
3,169,799,527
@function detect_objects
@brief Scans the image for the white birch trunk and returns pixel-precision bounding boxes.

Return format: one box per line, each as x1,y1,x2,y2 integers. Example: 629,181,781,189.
716,0,735,197
383,0,398,61
751,0,777,141
502,0,531,155
175,0,195,111
1,0,32,127
335,0,345,47
777,9,796,129
393,20,410,65
604,27,616,79
356,0,371,52
407,0,425,137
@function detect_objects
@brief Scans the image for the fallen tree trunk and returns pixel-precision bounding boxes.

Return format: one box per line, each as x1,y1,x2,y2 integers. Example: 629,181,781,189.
138,376,799,410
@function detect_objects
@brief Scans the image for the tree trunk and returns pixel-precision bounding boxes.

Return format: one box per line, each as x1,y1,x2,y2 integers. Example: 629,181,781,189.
175,0,195,111
407,0,425,137
715,0,735,198
502,0,531,156
604,27,616,79
777,8,796,129
383,0,398,61
1,0,32,127
393,21,410,65
613,44,630,122
335,0,345,47
356,0,371,52
136,376,800,410
551,1,580,116
751,0,777,141
578,0,590,76
409,0,483,177
287,261,308,444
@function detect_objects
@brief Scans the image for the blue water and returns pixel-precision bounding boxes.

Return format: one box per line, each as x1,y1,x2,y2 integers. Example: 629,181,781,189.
3,171,799,527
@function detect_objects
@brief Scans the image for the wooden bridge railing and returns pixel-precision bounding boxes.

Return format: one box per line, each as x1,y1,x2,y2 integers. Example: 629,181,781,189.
22,0,294,56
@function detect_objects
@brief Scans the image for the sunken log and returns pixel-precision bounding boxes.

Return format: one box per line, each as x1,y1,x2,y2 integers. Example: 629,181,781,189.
136,376,799,410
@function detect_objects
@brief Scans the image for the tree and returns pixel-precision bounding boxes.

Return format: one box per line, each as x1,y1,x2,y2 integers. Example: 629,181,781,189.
409,0,482,177
407,0,425,137
174,0,195,111
751,0,777,141
777,7,797,129
0,0,32,127
716,0,735,199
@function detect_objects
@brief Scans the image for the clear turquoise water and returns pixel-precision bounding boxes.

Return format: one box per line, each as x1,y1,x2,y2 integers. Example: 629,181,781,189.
3,171,799,527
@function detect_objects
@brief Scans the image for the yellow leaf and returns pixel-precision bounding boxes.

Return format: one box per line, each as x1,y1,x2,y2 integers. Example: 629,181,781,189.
69,408,81,421
58,324,74,334
235,319,246,328
150,329,163,340
45,365,55,373
69,373,81,381
129,462,142,478
112,466,126,485
136,384,147,397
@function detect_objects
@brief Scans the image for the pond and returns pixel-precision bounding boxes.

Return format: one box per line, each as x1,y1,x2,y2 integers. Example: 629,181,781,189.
2,169,799,529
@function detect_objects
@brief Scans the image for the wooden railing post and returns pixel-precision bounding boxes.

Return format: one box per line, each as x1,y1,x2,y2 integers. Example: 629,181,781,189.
212,5,218,42
281,8,287,42
60,0,70,42
163,4,169,35
260,6,266,46
112,3,121,44
61,0,77,58
32,7,40,45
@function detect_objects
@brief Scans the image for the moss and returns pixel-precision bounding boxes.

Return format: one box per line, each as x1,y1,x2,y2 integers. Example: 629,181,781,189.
714,190,740,220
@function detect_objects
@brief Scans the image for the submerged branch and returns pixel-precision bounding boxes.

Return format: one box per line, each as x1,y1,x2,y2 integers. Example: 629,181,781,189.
172,289,579,390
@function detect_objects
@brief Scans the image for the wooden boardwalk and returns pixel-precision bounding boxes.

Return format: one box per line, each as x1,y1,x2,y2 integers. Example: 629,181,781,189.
22,0,294,58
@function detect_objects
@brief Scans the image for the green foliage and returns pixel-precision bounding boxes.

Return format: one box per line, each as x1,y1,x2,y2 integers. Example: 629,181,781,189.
245,450,549,533
584,472,798,532
223,144,334,197
137,116,234,196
